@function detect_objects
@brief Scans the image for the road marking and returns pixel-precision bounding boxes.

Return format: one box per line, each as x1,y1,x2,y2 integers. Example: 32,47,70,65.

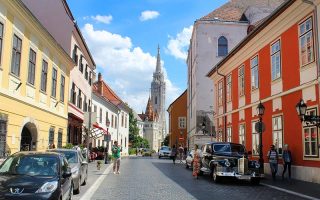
261,183,320,200
79,164,113,200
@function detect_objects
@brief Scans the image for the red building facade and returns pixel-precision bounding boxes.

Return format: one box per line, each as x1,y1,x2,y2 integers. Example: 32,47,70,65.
208,0,320,183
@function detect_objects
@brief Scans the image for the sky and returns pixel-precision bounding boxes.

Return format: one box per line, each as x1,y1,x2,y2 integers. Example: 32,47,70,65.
67,0,228,113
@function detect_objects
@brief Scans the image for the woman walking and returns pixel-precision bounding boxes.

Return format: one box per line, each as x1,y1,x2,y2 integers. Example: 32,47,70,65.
171,145,177,164
193,144,201,179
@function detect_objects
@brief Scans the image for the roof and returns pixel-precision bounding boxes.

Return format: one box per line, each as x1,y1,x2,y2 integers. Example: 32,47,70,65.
200,0,285,22
132,110,142,121
207,0,294,77
93,80,122,106
167,89,187,112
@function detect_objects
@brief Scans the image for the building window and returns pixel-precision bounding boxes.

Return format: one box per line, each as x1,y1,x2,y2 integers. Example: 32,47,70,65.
111,115,114,128
178,117,186,129
58,130,62,148
125,137,127,148
85,65,88,80
218,80,223,106
51,68,57,98
226,74,232,102
11,34,22,76
303,109,318,157
94,105,97,113
79,55,83,73
0,22,4,65
218,36,228,57
155,96,157,104
251,56,259,90
239,65,245,96
299,17,314,66
28,48,36,85
239,124,245,145
121,113,124,127
115,116,117,128
106,111,109,126
271,40,281,80
217,129,223,142
88,100,92,112
40,60,48,92
125,114,127,128
83,95,87,112
0,115,8,158
77,89,82,109
98,139,100,147
272,116,283,155
227,127,232,142
60,75,65,102
89,71,92,86
49,127,55,146
72,45,78,65
252,121,259,156
71,82,76,104
99,108,102,123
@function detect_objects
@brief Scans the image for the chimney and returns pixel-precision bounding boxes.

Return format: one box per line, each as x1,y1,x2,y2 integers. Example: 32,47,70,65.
97,72,103,95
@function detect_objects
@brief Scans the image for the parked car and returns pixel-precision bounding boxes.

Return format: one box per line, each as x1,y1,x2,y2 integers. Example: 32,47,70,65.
158,146,171,159
200,142,261,184
0,151,72,200
141,148,152,157
48,149,88,194
185,150,194,169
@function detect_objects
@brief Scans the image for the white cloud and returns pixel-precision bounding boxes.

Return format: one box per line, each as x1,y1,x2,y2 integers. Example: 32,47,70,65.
167,25,193,60
90,15,113,24
81,24,181,113
139,10,160,21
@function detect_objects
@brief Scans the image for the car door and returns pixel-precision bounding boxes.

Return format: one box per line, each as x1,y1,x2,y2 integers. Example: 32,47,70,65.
61,157,71,200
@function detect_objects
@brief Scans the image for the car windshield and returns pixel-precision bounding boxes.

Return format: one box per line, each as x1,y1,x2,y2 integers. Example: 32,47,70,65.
230,144,246,154
213,144,231,152
53,151,78,163
0,155,58,176
161,147,171,151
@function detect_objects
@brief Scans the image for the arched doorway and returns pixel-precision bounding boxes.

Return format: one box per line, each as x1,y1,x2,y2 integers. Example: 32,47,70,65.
20,123,37,151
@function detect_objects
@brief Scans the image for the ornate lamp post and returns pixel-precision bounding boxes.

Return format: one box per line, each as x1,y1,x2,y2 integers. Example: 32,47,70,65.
104,118,111,164
295,99,320,126
256,101,265,174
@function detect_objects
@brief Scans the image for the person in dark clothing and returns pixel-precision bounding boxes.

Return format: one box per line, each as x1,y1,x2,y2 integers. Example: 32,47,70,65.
282,144,292,180
171,145,177,165
184,147,187,159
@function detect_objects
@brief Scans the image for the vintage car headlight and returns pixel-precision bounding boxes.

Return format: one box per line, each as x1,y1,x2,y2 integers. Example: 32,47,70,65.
224,159,231,167
255,162,260,169
35,181,58,193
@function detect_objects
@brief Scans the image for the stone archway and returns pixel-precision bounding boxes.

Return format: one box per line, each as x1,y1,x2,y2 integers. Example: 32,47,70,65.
20,122,38,151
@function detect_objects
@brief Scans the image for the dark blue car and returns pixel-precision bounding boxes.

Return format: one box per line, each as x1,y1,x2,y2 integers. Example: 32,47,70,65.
0,151,73,200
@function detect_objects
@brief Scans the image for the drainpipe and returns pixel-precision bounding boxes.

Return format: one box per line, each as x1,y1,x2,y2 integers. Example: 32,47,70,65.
216,67,227,142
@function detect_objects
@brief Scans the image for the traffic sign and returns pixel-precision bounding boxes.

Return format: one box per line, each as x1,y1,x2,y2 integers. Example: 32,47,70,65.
255,121,265,133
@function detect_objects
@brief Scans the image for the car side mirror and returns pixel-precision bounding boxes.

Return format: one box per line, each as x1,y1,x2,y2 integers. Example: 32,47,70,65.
247,151,252,155
63,167,72,178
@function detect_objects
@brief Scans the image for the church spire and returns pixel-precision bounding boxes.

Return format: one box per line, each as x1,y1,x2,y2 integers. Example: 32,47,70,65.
156,44,161,73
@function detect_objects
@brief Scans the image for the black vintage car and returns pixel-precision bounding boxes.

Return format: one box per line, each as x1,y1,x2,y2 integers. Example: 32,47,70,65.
0,151,73,200
200,142,261,184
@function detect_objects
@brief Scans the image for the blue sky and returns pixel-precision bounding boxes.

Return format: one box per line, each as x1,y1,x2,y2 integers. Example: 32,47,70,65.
67,0,228,113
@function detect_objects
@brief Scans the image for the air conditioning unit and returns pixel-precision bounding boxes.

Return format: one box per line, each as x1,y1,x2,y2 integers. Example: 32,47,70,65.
238,157,248,175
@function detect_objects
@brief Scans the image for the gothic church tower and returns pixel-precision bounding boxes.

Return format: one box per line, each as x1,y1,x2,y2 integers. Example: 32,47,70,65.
151,46,166,139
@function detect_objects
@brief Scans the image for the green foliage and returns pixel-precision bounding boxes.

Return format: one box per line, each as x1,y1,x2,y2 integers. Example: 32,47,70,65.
63,143,74,149
163,135,169,146
128,109,150,148
129,148,137,155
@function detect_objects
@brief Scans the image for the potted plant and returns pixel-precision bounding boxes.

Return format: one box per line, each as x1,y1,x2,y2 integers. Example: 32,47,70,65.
97,160,102,170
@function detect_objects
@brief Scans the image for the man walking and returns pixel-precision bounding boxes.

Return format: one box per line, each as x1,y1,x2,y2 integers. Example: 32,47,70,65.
112,141,122,174
267,145,279,180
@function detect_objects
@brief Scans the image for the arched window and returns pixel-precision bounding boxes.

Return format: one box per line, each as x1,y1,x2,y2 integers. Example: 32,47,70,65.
155,96,158,104
218,36,228,57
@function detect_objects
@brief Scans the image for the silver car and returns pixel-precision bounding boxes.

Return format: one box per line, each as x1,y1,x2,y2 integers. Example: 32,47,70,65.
48,149,88,194
185,150,194,169
158,146,171,159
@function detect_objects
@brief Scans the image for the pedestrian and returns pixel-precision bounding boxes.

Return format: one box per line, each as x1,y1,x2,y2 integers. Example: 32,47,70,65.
171,145,177,165
282,144,292,180
267,144,279,180
192,144,201,179
178,145,184,163
112,141,122,174
184,146,188,159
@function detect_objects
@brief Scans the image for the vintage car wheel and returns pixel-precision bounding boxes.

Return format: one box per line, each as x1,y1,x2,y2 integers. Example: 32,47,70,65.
250,178,260,185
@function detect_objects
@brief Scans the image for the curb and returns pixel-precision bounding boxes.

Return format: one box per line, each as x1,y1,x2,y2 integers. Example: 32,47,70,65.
79,163,113,200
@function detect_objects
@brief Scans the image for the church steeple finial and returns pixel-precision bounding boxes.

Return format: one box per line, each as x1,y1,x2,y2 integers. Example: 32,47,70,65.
156,44,161,73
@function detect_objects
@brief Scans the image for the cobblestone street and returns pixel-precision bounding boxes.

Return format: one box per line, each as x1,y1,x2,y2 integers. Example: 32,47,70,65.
77,157,315,200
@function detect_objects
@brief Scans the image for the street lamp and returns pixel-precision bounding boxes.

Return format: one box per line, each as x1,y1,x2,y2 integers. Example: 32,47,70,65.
104,118,111,164
296,99,320,126
256,101,265,175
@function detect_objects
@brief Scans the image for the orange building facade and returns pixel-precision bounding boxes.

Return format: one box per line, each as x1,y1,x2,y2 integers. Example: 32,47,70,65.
167,90,187,148
208,0,320,183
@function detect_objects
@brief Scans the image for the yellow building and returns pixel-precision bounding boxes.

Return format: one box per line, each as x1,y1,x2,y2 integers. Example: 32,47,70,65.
0,0,74,156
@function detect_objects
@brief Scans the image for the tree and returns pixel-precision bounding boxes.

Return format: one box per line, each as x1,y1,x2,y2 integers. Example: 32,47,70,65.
163,134,169,146
129,109,140,142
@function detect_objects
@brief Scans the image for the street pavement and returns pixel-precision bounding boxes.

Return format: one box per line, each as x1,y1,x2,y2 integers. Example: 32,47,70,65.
76,156,320,200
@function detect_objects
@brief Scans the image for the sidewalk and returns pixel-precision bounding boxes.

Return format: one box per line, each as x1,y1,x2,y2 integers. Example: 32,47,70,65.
261,175,320,200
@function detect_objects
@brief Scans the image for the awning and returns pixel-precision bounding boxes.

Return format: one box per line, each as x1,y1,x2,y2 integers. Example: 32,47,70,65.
90,123,109,139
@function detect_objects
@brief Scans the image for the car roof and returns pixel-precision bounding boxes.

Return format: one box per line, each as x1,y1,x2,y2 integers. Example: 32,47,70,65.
47,148,79,153
13,151,61,157
205,142,243,145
